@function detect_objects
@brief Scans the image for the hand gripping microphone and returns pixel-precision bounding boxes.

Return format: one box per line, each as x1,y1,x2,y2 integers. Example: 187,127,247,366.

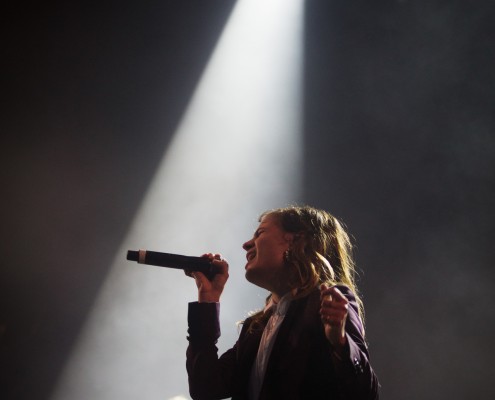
126,249,216,280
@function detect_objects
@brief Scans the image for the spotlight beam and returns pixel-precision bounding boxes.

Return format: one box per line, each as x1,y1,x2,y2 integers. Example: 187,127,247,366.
52,1,304,399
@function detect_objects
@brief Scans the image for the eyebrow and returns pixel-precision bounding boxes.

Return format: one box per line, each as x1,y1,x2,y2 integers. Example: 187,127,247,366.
254,223,269,236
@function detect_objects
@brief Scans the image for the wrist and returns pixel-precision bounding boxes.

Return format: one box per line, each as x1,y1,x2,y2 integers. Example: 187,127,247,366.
198,293,220,303
331,334,348,358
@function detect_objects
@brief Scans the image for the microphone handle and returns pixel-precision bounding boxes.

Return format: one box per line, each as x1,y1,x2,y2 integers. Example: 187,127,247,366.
126,250,216,279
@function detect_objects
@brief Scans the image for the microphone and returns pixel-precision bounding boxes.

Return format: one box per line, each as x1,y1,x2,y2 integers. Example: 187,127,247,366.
126,249,216,279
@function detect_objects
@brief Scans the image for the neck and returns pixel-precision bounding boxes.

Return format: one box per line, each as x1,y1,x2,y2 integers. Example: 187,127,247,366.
271,287,296,303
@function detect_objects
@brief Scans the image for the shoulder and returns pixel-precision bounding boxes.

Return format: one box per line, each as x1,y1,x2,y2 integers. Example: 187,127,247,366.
239,310,268,336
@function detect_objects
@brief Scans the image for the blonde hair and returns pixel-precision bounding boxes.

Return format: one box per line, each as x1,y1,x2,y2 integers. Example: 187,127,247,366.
261,205,365,322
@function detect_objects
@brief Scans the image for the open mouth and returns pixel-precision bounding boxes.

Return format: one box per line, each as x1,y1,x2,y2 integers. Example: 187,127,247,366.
246,251,256,262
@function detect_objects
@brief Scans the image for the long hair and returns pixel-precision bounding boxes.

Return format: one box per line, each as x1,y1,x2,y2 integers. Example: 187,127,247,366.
247,205,365,329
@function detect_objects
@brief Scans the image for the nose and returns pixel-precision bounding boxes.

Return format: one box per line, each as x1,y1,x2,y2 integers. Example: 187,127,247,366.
243,238,254,251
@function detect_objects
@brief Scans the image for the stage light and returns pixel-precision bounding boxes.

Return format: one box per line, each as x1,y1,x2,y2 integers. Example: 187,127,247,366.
51,0,304,398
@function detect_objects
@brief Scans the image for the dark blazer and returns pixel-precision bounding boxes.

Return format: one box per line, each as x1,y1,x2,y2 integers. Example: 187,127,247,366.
186,286,379,399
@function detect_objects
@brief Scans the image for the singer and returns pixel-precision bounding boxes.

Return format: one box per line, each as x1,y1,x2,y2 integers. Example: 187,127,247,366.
185,205,380,399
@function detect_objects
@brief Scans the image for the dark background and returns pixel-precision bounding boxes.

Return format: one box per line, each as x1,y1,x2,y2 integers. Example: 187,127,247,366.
2,1,494,399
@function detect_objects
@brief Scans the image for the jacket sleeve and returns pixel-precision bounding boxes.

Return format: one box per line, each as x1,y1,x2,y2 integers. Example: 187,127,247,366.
331,286,380,400
186,302,238,400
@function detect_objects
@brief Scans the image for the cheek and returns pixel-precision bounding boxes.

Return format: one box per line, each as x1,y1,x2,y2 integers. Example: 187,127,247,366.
258,245,285,266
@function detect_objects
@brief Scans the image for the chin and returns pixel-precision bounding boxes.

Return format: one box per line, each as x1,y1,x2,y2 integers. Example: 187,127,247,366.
245,266,260,285
245,267,255,283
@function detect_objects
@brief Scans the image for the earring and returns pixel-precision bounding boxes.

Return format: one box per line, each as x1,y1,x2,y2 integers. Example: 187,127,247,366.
284,249,291,263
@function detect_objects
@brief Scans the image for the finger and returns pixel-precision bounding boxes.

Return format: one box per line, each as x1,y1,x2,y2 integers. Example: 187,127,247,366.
328,287,349,304
211,256,229,273
321,315,345,325
321,299,348,313
320,307,347,318
320,310,347,325
320,284,335,299
212,266,228,279
191,271,208,285
211,256,225,266
320,295,349,320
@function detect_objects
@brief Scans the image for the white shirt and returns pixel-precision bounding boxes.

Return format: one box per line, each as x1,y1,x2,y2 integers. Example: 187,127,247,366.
248,293,293,400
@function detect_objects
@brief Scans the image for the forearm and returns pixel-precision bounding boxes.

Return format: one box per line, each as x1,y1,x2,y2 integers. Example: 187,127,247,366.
330,333,380,400
186,302,236,400
326,287,380,399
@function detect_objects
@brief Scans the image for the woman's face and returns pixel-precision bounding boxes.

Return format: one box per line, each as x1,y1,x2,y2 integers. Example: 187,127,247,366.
242,214,293,295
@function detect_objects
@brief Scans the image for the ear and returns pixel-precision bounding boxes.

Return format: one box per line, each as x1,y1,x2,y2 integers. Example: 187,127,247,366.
283,232,302,245
283,232,295,244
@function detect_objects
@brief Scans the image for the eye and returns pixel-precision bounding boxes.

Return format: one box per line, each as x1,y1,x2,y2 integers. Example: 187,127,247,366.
254,229,265,238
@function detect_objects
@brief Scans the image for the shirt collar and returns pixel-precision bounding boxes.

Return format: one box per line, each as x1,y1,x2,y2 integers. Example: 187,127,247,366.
263,292,293,316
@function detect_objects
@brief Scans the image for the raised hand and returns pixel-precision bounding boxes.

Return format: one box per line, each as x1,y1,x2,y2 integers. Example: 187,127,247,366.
187,253,229,303
320,284,349,351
